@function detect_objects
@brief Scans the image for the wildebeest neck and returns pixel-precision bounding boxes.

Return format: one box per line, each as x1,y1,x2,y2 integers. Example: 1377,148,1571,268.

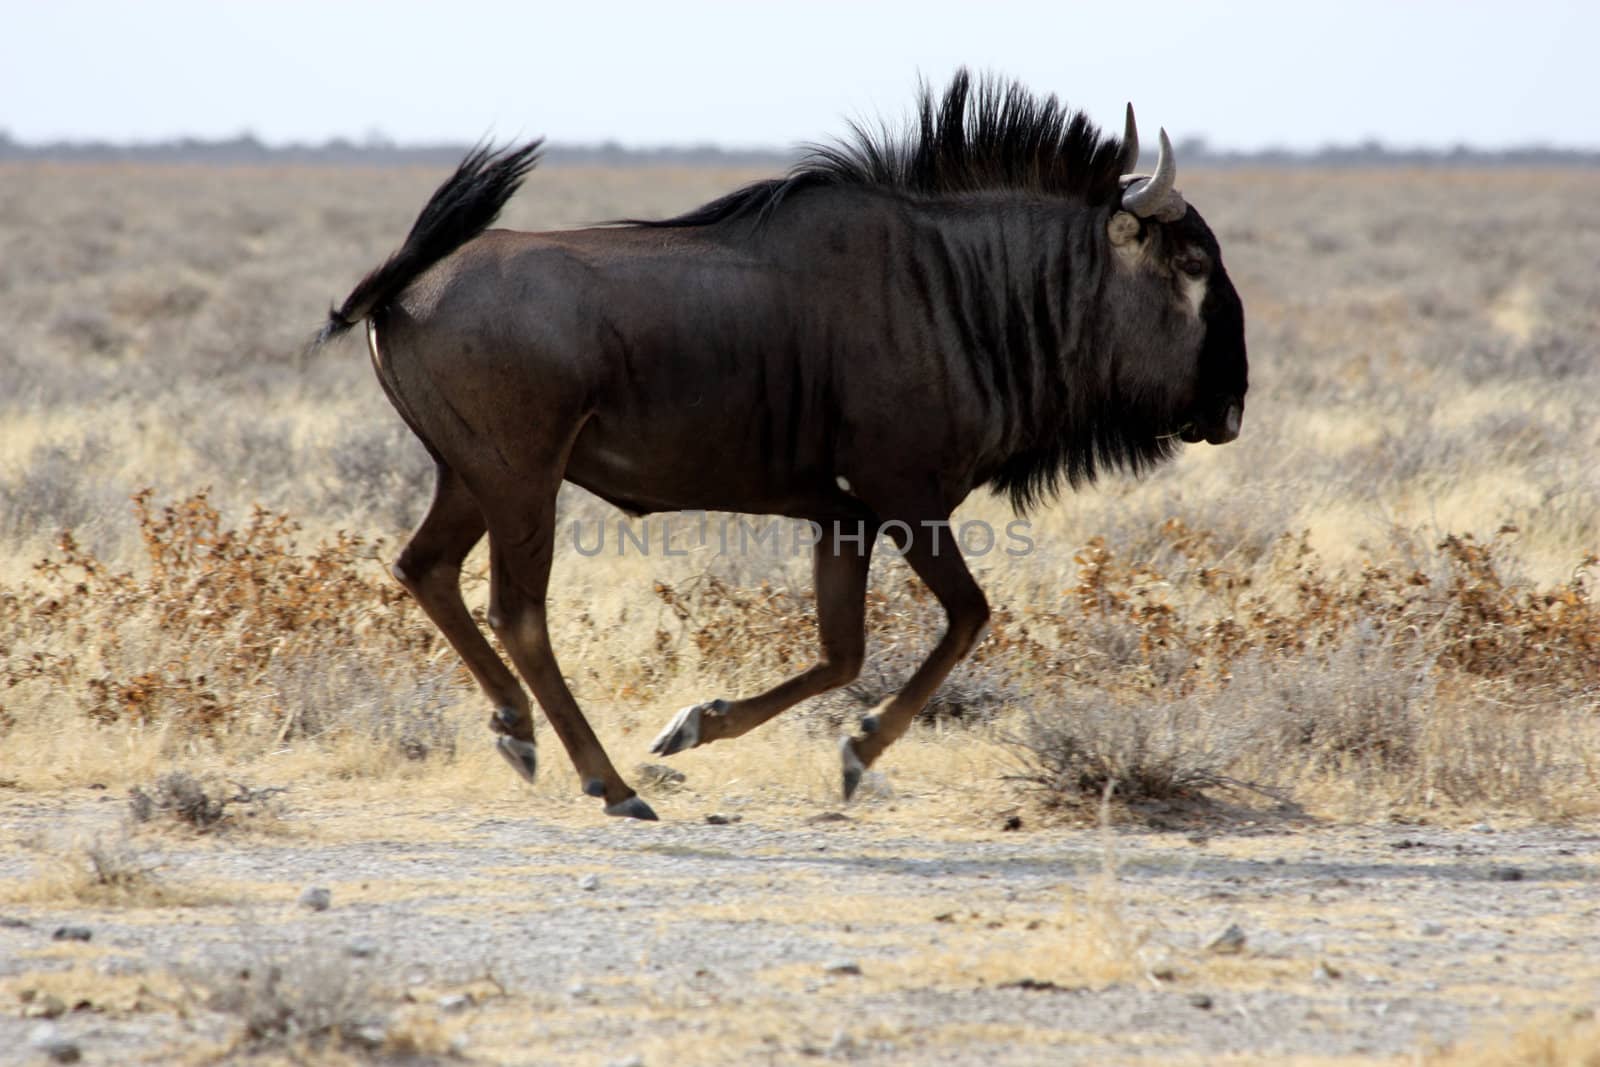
747,188,1181,513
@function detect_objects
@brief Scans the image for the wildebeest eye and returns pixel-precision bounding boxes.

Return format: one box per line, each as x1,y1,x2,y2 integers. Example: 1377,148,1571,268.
1176,254,1207,278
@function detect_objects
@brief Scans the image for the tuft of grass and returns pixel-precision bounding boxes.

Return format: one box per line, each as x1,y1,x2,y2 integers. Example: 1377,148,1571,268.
180,938,467,1062
187,947,389,1055
2,832,221,908
1423,1009,1600,1066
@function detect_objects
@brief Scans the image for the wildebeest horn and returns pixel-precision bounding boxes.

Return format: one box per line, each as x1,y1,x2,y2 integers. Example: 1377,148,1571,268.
1122,128,1185,221
1119,103,1139,173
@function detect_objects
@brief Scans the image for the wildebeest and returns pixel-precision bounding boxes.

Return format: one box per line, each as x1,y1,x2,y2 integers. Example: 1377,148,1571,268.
315,71,1247,820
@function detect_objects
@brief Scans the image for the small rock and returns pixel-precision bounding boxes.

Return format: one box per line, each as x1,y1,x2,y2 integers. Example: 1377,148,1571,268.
824,959,862,976
436,993,471,1013
29,1024,81,1064
346,939,380,959
25,993,68,1019
1418,922,1446,937
806,811,851,825
567,982,591,998
349,1022,388,1049
704,813,742,825
1313,960,1342,982
0,915,32,928
1489,866,1524,882
52,926,92,942
1206,923,1247,955
1188,993,1214,1010
1002,814,1023,832
298,886,331,911
578,874,600,891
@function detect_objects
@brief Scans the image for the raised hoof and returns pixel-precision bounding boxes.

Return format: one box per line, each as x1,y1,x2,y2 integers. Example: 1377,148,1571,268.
840,736,867,802
650,699,724,757
494,735,538,784
603,794,659,821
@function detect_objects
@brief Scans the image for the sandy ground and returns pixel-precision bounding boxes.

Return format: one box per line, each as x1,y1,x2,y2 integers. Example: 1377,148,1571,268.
1,786,1596,1066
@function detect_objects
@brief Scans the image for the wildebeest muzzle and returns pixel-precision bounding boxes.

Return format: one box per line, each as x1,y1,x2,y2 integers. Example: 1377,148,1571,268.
1178,398,1243,446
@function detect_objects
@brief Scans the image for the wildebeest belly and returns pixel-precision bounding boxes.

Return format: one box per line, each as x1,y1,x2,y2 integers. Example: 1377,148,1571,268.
565,398,841,517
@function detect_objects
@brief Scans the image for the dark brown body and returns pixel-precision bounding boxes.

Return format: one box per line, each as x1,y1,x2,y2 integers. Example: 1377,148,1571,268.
383,191,1078,525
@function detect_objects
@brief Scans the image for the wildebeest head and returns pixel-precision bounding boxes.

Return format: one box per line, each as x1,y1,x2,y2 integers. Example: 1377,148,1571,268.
1103,110,1247,447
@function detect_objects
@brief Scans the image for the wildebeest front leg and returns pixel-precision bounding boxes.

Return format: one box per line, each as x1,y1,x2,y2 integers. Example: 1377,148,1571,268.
392,463,537,782
651,537,872,755
841,521,989,800
485,499,655,820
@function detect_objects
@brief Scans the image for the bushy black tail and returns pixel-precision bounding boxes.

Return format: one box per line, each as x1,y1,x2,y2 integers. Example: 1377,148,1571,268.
313,140,544,345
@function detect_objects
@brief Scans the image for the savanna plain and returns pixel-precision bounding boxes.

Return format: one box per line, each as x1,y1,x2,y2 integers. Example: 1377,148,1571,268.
0,162,1597,1065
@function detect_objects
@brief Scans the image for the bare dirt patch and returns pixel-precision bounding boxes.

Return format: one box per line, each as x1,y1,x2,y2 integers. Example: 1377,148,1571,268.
1,791,1596,1065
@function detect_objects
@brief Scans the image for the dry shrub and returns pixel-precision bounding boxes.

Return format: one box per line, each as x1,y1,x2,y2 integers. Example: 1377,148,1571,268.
1,490,455,756
1003,696,1233,813
181,938,467,1062
128,771,286,832
2,482,1596,818
188,947,388,1055
984,522,1597,816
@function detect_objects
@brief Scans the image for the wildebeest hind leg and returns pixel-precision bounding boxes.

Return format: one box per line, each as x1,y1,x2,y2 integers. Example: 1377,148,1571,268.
484,492,655,820
651,538,872,756
840,523,989,800
393,462,537,782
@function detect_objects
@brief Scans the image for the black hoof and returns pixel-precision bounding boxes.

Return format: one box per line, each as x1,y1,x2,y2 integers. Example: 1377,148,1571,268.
583,778,606,798
650,699,724,757
494,736,538,784
604,795,659,821
840,736,866,802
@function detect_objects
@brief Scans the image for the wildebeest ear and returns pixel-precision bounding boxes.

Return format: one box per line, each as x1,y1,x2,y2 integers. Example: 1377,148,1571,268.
1107,211,1141,247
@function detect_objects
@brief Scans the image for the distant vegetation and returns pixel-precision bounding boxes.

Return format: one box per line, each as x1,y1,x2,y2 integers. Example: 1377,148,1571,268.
2,129,1597,168
0,131,794,168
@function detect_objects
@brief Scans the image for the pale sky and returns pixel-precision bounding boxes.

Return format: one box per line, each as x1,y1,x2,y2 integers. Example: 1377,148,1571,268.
4,1,1597,151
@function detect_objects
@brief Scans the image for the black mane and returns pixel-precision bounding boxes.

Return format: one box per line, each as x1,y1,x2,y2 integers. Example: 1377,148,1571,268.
635,69,1128,229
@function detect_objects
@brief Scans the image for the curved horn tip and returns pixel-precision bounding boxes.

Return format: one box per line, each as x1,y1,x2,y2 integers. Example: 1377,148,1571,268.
1121,104,1139,169
1121,125,1178,218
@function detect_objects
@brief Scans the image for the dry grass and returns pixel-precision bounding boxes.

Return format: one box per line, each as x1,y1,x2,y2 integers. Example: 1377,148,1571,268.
1424,1010,1600,1066
1,831,227,908
1,164,1598,829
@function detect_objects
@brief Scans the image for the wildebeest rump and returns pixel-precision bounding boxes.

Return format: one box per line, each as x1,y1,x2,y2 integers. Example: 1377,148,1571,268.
315,71,1248,820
